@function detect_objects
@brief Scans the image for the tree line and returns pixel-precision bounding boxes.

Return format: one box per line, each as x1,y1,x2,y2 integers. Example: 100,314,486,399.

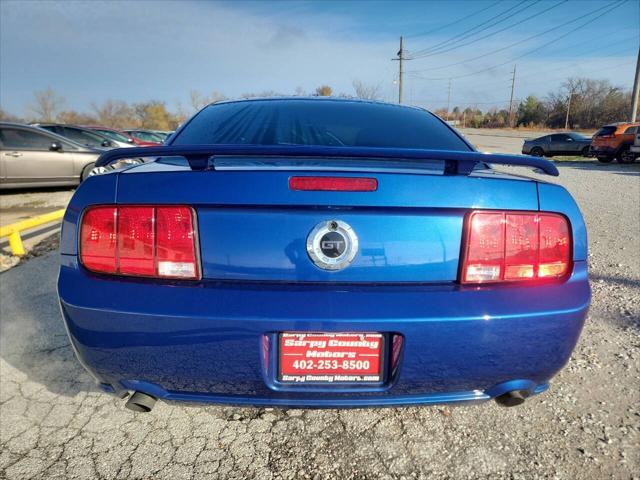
0,83,378,130
0,77,633,131
438,78,634,130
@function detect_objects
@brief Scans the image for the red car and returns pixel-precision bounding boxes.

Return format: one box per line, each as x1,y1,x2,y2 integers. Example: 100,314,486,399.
83,126,160,147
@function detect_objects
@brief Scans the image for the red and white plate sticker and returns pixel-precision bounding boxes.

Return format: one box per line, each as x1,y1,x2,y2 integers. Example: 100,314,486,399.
279,332,383,383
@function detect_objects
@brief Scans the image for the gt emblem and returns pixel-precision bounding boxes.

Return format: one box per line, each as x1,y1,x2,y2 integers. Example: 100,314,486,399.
307,220,358,271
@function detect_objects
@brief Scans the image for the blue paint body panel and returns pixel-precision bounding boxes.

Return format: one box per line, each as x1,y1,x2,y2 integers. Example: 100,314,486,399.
57,99,590,408
59,259,589,405
58,170,590,407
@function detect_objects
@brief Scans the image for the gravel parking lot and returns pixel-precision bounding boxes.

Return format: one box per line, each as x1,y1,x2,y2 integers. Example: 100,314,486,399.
1,133,638,479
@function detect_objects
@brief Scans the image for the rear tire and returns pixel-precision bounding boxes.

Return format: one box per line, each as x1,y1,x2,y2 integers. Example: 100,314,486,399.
81,162,96,181
581,146,590,157
597,156,614,163
618,148,636,164
530,147,544,157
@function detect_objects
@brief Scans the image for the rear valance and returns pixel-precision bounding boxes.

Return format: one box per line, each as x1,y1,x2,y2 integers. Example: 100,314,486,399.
95,144,559,176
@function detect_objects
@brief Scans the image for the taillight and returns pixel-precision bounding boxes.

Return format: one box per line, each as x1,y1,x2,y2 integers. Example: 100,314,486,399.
289,176,378,192
461,211,571,284
80,205,199,279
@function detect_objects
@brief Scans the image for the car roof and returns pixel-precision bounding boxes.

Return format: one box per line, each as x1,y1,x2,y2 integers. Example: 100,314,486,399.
0,122,94,150
604,122,640,127
205,96,430,113
84,125,128,132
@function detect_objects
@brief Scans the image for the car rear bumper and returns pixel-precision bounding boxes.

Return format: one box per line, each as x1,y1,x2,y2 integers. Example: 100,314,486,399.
58,256,590,407
590,145,615,155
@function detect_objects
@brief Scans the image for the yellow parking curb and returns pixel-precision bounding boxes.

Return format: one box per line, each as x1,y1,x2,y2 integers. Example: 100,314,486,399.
0,209,65,256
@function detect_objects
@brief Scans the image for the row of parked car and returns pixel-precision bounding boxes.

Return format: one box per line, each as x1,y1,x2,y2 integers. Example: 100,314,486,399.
521,122,640,164
35,124,172,149
0,122,173,189
2,118,638,190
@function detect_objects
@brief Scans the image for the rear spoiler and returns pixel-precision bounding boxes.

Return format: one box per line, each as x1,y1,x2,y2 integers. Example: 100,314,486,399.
95,144,559,176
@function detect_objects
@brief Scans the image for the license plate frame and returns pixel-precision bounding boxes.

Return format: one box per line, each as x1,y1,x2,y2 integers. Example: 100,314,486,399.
278,332,385,384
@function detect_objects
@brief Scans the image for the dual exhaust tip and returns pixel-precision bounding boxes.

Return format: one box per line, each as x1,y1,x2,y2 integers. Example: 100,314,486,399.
124,391,157,412
122,388,530,413
495,389,530,407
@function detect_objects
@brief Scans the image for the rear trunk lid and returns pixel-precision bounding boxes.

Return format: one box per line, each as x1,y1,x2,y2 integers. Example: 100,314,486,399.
117,160,538,283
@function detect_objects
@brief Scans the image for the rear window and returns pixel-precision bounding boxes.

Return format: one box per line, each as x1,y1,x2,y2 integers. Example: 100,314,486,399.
594,126,617,137
172,100,472,151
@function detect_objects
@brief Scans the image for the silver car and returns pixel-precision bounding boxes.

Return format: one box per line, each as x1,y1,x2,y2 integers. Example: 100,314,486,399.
0,122,100,189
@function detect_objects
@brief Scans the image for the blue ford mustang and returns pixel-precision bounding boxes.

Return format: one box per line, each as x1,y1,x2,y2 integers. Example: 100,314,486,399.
58,98,590,412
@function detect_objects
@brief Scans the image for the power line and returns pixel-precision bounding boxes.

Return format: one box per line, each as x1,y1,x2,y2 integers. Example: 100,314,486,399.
409,0,628,81
405,0,503,39
409,0,566,61
408,1,625,72
406,0,530,58
517,60,635,86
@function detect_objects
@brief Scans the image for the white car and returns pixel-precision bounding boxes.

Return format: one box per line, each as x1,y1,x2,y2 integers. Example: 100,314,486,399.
624,130,640,163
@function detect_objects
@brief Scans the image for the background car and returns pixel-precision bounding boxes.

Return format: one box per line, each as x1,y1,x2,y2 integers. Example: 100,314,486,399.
621,129,640,163
522,132,591,157
0,122,100,188
150,130,174,141
84,125,158,147
123,129,164,144
35,124,125,149
591,122,639,163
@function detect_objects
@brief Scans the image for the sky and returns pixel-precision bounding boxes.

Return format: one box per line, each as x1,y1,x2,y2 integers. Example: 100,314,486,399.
1,0,638,117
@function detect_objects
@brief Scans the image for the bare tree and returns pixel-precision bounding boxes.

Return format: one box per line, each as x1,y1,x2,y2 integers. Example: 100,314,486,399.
314,85,333,97
0,108,23,123
29,87,64,122
352,80,382,100
91,100,136,128
57,110,98,125
241,90,283,99
190,90,226,112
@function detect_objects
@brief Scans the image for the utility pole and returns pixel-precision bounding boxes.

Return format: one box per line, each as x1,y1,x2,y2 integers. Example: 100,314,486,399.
446,79,452,121
398,36,404,104
508,65,516,127
631,46,640,121
565,92,573,130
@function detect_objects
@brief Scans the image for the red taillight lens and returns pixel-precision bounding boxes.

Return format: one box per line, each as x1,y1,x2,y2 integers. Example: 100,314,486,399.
80,206,117,274
289,176,378,192
80,205,199,279
463,212,504,282
461,211,571,284
538,214,570,278
118,206,155,276
156,206,199,278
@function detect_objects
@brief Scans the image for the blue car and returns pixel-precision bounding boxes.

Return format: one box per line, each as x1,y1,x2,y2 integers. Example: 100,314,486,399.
58,98,590,412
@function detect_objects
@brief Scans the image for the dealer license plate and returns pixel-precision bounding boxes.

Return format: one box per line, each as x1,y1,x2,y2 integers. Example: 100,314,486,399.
279,332,384,383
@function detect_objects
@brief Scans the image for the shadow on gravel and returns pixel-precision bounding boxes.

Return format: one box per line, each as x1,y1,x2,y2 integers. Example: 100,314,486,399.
591,273,640,290
589,273,640,332
555,161,640,176
0,252,96,397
